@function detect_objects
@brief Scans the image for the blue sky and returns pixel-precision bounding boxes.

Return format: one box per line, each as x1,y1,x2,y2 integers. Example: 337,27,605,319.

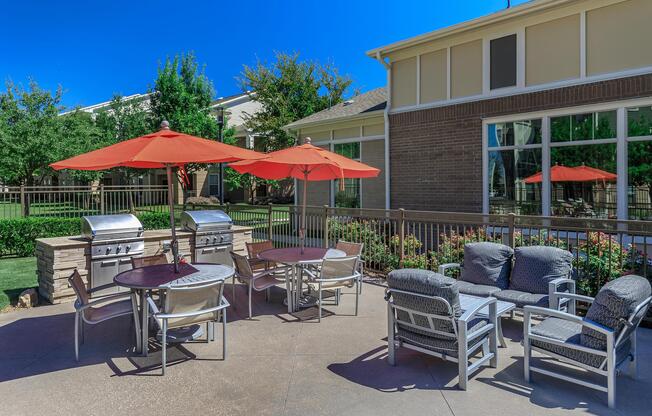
1,0,530,109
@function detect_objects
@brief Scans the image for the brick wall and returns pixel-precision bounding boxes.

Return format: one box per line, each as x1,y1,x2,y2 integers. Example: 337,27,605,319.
389,73,652,212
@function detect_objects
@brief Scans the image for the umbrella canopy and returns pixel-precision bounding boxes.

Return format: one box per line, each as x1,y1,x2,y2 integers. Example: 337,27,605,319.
51,123,262,170
229,138,380,252
523,164,617,184
227,140,380,180
51,121,264,272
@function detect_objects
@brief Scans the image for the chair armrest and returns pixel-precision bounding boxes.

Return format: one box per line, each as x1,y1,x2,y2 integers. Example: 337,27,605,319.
549,278,576,310
87,282,118,294
312,272,361,284
523,305,613,337
302,268,318,279
155,302,230,319
438,263,460,275
459,297,497,324
77,292,134,310
146,296,161,315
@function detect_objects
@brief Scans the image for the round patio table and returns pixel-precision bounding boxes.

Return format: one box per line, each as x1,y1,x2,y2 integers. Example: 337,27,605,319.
258,247,346,312
114,262,234,356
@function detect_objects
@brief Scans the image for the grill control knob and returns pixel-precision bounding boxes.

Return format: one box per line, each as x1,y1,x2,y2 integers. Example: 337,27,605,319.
125,245,131,253
105,247,112,254
116,246,121,253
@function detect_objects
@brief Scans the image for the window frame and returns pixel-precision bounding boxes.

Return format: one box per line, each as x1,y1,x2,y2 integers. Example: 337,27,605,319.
483,97,652,219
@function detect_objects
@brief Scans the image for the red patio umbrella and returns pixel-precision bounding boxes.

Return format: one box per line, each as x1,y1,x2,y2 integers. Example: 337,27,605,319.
523,164,617,184
51,121,264,272
229,138,380,253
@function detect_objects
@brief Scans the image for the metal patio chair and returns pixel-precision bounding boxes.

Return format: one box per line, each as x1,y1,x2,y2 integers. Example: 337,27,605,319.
146,279,230,375
304,256,361,322
68,269,141,361
245,240,277,272
335,241,364,294
231,251,288,319
386,269,498,390
523,274,652,408
131,253,169,268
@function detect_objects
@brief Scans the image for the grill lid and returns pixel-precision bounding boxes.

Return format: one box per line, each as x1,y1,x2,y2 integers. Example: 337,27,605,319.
181,210,232,232
81,214,144,241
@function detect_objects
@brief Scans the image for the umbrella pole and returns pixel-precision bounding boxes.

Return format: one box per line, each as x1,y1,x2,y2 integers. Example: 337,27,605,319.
300,172,308,254
166,165,179,273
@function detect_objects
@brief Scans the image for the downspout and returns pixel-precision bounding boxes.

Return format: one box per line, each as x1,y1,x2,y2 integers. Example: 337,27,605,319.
375,51,391,210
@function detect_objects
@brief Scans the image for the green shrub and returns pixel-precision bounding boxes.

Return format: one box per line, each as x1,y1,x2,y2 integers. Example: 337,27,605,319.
328,218,393,271
138,212,173,230
0,212,173,257
0,217,81,257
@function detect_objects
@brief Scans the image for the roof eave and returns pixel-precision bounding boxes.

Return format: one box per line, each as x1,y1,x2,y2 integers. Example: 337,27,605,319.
366,0,574,58
284,109,386,131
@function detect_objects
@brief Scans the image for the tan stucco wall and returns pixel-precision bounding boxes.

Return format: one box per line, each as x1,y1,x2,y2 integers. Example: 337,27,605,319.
333,126,360,140
451,40,483,99
587,0,652,76
391,57,417,108
361,139,386,209
363,122,384,137
420,48,447,103
526,14,581,86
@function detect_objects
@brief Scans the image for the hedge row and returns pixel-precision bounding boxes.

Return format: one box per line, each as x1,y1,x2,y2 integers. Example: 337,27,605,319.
0,212,172,257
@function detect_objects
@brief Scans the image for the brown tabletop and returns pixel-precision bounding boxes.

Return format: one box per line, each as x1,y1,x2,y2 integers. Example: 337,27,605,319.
114,263,234,290
258,247,346,265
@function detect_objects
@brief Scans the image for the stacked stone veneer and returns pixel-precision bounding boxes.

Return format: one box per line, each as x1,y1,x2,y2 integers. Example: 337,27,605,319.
35,226,252,304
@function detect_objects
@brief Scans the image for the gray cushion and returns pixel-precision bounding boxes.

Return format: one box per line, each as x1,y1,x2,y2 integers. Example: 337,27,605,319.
530,317,631,369
494,289,549,308
397,319,487,354
510,246,573,294
460,242,513,289
581,275,652,350
387,269,460,339
456,280,502,297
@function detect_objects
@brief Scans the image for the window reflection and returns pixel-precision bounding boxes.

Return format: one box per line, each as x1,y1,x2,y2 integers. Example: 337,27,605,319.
489,148,542,215
551,111,616,142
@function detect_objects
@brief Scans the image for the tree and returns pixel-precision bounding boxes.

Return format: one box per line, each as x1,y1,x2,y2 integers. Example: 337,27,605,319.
94,94,151,185
239,51,353,152
235,52,354,202
0,80,101,186
148,52,217,139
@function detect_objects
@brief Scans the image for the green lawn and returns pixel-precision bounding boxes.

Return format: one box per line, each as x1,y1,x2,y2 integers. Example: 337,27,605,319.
0,257,37,310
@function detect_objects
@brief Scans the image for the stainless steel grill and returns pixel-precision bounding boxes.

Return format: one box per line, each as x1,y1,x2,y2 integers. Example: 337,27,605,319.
181,210,233,265
81,214,145,296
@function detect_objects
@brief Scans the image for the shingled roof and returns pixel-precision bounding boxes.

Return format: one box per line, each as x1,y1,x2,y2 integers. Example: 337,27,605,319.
285,87,386,129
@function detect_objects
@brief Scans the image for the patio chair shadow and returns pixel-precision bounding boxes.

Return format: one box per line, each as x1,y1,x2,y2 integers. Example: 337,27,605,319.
0,308,234,382
327,345,459,392
475,355,627,416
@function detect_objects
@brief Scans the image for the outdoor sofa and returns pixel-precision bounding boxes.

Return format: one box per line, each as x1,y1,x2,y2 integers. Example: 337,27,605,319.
438,242,575,312
386,269,498,390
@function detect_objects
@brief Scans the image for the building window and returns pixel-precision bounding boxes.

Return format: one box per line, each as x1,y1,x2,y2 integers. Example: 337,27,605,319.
208,174,220,197
627,106,652,220
488,119,542,215
485,103,652,220
334,142,361,208
490,34,517,90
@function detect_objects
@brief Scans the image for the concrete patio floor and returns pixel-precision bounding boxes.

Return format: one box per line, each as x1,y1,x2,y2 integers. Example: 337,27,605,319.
1,281,651,416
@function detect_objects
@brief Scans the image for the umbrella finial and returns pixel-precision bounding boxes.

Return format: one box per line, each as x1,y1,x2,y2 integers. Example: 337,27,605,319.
160,120,170,130
304,137,311,145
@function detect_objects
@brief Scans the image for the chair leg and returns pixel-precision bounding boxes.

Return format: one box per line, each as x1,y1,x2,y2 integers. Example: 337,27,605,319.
318,285,322,323
248,284,253,319
607,349,616,409
222,309,227,359
354,282,359,316
161,320,167,376
387,303,395,366
266,287,270,302
523,336,531,383
74,311,80,361
79,315,85,345
458,347,468,391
